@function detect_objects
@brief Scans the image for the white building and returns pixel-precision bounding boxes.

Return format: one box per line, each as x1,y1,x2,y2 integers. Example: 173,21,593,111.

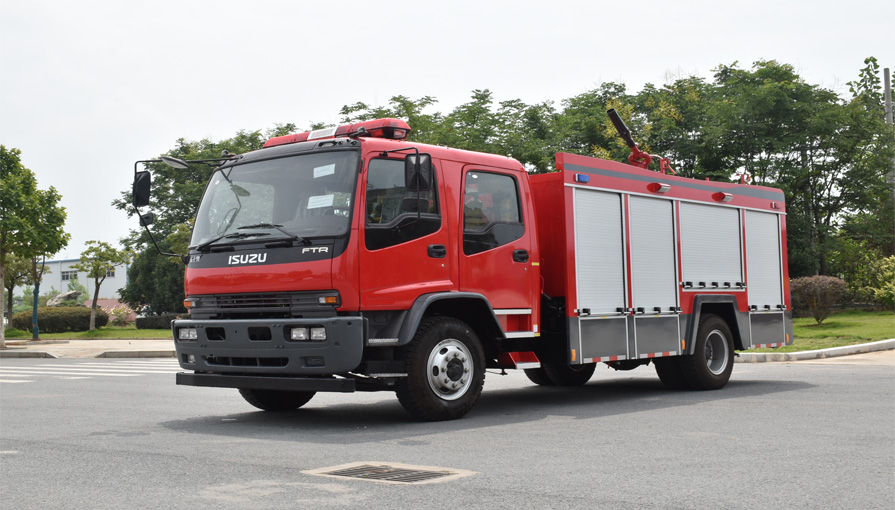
12,258,129,301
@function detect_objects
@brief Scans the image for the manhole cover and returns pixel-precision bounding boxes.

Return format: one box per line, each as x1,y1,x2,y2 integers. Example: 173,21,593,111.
304,462,476,485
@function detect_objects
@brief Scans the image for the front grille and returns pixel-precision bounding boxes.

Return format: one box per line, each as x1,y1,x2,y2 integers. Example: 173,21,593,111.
189,291,339,319
217,293,292,310
204,355,289,367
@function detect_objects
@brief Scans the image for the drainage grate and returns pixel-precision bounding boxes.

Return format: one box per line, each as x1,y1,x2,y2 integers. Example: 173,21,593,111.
304,462,475,485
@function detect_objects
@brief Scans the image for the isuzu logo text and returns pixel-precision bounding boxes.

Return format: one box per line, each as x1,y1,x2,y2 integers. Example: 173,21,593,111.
228,253,267,265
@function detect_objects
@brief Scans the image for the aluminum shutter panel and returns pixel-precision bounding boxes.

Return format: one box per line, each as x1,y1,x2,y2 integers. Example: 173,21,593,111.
679,203,742,286
574,188,625,314
629,196,677,311
745,211,783,308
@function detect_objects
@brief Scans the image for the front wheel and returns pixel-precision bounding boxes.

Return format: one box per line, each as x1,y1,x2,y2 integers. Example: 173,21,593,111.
395,317,486,421
678,314,734,390
238,388,316,411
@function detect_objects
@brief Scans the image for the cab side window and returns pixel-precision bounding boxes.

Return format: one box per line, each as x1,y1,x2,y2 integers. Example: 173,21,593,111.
463,171,524,255
365,158,440,250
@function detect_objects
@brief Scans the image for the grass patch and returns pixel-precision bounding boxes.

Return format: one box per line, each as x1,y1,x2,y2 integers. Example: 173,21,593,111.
4,324,171,340
748,309,894,353
3,328,29,338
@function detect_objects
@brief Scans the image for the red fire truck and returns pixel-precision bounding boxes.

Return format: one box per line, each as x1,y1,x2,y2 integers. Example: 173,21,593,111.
132,115,792,421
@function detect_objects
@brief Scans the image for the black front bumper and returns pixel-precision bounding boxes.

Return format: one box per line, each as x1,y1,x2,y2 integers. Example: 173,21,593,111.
176,372,356,392
172,317,365,376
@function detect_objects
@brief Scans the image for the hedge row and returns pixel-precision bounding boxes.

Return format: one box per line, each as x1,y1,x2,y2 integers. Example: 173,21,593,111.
11,307,109,333
135,313,183,330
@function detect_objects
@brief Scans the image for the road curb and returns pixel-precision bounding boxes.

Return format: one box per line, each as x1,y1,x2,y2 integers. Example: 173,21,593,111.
736,338,895,363
97,350,176,358
0,349,58,359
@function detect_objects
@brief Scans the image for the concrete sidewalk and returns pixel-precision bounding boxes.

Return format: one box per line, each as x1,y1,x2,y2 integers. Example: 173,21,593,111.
1,337,893,363
0,338,176,359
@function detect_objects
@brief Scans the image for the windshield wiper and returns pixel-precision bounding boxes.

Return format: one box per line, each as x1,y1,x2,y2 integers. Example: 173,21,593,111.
238,223,310,245
195,231,270,252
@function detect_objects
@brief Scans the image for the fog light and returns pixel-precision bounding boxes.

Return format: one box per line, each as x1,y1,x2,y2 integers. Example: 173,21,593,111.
310,327,326,341
290,327,309,341
178,327,197,340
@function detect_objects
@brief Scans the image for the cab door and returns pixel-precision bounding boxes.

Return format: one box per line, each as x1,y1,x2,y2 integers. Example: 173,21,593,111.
458,168,536,336
359,157,453,309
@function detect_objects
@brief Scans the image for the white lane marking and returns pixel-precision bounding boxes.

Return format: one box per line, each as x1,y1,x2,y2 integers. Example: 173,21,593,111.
1,366,180,374
0,370,139,377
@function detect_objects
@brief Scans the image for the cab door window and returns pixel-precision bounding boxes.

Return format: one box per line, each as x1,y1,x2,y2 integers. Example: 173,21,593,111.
463,171,524,255
365,158,440,250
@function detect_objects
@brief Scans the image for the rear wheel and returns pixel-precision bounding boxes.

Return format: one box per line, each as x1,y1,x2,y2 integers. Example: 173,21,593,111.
542,362,596,386
653,357,690,390
395,317,486,421
523,367,555,386
238,388,316,411
678,314,734,390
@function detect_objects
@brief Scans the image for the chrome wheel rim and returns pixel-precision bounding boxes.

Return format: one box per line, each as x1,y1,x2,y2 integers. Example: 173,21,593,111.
426,338,474,401
704,329,730,376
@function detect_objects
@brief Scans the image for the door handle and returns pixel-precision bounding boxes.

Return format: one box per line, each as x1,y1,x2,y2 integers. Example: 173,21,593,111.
513,249,529,263
428,244,447,258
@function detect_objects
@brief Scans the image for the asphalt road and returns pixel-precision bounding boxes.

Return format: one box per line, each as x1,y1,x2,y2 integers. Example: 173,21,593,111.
1,357,892,509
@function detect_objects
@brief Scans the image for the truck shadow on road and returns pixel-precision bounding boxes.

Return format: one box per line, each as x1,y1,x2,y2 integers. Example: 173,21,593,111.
160,374,813,444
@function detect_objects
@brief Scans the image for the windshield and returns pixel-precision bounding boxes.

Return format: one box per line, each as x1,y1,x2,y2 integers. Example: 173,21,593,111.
190,151,360,248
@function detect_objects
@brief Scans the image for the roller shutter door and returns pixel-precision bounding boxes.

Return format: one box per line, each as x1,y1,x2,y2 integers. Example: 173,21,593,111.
573,188,625,314
629,196,677,312
745,210,783,308
679,203,742,287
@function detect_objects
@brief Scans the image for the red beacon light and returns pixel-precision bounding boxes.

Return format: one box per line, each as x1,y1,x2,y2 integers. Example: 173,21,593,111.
264,118,411,148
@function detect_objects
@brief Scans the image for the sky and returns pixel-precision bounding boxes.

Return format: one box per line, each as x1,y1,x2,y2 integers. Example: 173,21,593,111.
1,0,892,259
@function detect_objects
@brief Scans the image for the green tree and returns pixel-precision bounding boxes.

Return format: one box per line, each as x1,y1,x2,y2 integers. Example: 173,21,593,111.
634,76,716,178
71,241,131,330
3,253,32,319
0,146,69,346
119,241,186,315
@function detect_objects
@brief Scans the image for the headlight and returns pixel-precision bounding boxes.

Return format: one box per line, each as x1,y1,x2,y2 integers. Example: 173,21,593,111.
288,326,326,341
178,327,198,340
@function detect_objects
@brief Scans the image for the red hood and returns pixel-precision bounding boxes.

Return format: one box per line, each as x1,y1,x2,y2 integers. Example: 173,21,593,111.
185,258,332,295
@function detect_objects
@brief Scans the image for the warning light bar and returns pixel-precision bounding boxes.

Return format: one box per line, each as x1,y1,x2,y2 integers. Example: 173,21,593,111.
263,118,412,148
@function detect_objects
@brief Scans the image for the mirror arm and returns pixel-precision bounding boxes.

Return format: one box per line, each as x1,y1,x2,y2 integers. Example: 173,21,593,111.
132,159,181,260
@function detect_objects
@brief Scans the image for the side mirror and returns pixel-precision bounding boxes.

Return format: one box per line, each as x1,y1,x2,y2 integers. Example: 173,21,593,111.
133,171,151,208
139,212,156,226
405,153,433,192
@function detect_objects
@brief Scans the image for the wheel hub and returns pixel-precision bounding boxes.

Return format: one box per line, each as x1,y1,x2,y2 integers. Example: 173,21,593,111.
704,329,729,375
426,339,474,401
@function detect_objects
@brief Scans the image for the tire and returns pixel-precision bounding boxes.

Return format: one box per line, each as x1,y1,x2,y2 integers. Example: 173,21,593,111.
395,317,486,421
238,388,316,411
678,314,734,390
653,357,691,390
524,367,556,386
542,362,596,386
